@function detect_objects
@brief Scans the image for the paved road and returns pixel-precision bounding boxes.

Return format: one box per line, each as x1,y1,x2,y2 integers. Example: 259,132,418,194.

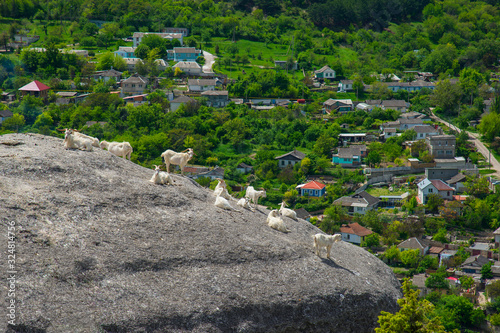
431,112,500,179
202,50,216,73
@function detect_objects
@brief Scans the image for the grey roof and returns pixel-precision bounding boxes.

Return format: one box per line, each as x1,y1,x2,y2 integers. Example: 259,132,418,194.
381,100,407,108
399,118,424,125
365,99,381,106
123,74,148,84
0,109,13,117
171,95,195,103
314,65,335,74
96,69,123,77
386,80,435,88
117,46,136,53
172,47,199,54
188,79,216,86
275,149,306,161
427,134,456,141
198,166,224,177
397,237,429,250
469,243,491,251
462,255,490,268
334,191,379,208
237,162,252,169
447,173,467,185
56,91,78,97
400,111,425,119
173,61,202,69
294,208,311,219
384,128,397,133
201,90,228,96
336,145,366,158
412,125,438,133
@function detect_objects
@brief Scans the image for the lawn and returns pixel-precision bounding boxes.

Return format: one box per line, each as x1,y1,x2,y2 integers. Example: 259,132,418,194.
365,186,410,197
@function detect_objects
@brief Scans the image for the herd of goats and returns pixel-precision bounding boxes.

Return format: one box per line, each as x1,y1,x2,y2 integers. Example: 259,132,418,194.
61,128,343,259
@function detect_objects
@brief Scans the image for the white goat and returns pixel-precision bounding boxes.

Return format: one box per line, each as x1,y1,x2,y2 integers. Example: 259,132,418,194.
313,233,342,259
279,201,298,220
100,140,133,160
74,132,100,147
237,197,252,209
213,179,232,200
63,129,93,151
149,165,174,185
214,193,240,211
245,186,266,210
161,148,194,175
267,210,289,233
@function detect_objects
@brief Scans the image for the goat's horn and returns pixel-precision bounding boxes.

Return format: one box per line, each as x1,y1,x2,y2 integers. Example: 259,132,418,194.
56,128,66,132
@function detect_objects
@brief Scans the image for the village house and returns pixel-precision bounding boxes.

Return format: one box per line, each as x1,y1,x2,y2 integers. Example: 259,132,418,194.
236,162,253,174
173,61,203,75
132,32,183,47
412,125,442,140
338,133,366,144
18,80,50,99
323,99,353,113
338,80,354,92
163,27,189,37
275,149,306,168
124,58,141,72
55,91,79,105
296,180,326,197
446,173,467,193
381,100,409,112
167,47,202,62
201,90,229,108
397,237,430,256
114,46,137,58
339,223,373,245
382,127,397,140
193,166,225,180
188,79,216,92
332,145,367,167
92,69,123,82
380,118,424,131
121,74,148,97
461,255,491,274
314,65,336,80
417,178,455,204
170,95,196,112
385,80,436,92
0,109,13,124
333,191,380,215
426,135,456,159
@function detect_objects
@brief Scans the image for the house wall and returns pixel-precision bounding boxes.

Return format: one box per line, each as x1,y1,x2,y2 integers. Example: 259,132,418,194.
301,188,325,197
341,233,362,244
278,158,301,168
189,84,215,92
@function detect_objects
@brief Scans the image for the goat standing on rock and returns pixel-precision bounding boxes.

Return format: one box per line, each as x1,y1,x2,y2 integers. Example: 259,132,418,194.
313,233,341,259
245,186,266,211
161,148,194,175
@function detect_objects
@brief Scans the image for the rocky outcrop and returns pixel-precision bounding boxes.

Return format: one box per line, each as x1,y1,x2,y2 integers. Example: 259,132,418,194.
0,133,401,333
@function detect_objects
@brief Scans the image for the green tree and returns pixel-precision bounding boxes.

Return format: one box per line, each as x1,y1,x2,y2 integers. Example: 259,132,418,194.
431,80,462,116
400,249,421,268
383,245,400,264
2,113,25,132
313,133,335,157
459,68,485,105
432,228,448,243
135,44,151,60
459,276,474,291
435,294,485,330
481,261,493,280
425,194,443,214
376,279,446,333
361,233,380,248
478,112,500,142
425,272,449,290
365,150,381,167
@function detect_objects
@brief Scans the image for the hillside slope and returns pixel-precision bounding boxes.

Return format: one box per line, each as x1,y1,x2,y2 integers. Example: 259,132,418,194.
0,133,401,333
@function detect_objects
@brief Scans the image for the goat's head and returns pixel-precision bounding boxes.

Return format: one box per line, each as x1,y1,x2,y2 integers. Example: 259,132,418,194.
64,128,73,140
154,165,161,172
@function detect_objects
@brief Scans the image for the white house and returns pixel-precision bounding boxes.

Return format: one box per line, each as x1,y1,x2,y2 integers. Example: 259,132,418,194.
188,79,216,92
397,237,430,256
417,178,455,204
339,222,373,245
412,125,442,140
173,61,202,75
314,65,336,80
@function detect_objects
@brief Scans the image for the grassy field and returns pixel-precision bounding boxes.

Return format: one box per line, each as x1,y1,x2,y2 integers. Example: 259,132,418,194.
365,186,410,197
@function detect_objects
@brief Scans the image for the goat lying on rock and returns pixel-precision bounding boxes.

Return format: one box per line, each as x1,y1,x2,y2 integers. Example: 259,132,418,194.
149,165,174,185
237,197,251,209
213,179,232,200
161,148,193,175
267,210,289,233
100,140,133,160
214,193,240,211
63,129,93,151
279,201,298,220
313,233,341,259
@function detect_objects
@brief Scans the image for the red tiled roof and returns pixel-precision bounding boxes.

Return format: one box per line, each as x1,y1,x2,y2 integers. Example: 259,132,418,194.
340,222,373,237
18,80,51,92
429,246,444,254
301,180,326,190
430,179,455,191
453,195,468,201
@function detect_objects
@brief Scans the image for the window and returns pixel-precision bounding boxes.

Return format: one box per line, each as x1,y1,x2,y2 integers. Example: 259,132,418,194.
346,234,350,239
281,161,285,166
132,84,136,87
447,191,450,196
428,188,433,193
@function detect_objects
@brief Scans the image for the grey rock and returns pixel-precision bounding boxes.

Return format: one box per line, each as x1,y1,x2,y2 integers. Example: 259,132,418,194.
0,133,401,333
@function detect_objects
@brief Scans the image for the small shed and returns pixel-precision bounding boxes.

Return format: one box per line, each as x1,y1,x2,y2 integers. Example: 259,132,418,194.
18,80,50,99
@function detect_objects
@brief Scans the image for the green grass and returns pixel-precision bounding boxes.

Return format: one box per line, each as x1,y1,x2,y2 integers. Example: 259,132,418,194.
479,169,496,175
365,186,410,197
